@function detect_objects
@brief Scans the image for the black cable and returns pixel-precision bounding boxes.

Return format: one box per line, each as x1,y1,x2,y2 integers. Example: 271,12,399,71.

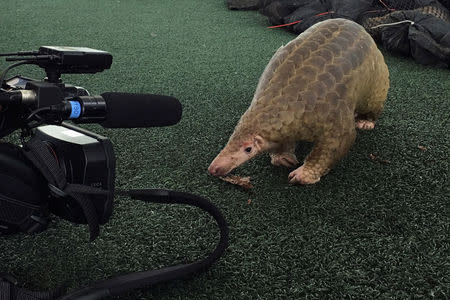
0,61,34,88
26,107,52,122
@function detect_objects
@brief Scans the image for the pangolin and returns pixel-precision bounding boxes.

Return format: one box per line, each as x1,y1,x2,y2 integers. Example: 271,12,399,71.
208,18,389,184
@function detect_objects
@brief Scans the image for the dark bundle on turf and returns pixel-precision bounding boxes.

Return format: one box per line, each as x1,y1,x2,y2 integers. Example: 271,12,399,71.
226,0,450,68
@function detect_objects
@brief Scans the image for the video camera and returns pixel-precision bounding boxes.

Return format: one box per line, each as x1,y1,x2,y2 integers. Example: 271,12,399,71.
0,46,181,238
0,46,228,300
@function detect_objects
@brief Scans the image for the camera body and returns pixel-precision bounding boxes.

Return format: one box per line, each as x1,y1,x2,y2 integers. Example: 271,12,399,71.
0,47,115,235
0,123,115,233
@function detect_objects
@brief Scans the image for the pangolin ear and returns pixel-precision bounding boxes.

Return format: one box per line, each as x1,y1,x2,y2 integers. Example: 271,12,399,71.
253,135,265,149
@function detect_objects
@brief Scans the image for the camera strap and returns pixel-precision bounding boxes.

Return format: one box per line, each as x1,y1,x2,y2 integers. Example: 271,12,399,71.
0,274,62,300
59,189,229,300
1,138,229,300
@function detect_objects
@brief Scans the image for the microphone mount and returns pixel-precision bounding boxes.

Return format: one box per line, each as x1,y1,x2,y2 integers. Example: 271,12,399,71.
4,55,62,83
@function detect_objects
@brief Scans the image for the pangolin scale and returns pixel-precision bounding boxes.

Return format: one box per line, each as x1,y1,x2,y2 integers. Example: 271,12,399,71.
209,18,389,184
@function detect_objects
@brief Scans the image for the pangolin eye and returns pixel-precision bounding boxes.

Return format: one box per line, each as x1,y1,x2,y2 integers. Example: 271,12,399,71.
244,147,252,153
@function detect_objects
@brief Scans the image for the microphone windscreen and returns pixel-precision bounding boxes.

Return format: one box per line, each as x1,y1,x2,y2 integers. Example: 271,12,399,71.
100,92,182,128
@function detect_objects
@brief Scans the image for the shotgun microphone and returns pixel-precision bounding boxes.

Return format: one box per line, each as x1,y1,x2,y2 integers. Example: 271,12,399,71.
65,92,182,128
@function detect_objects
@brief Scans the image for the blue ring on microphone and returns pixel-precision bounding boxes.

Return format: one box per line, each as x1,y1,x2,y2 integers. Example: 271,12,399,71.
69,101,81,119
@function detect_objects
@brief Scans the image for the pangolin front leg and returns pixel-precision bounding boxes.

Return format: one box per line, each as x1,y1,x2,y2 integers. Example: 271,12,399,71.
270,142,299,168
288,129,356,184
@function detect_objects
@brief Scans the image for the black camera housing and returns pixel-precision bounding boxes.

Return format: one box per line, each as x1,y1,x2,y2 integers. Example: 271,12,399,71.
34,122,116,225
0,122,115,233
0,45,116,235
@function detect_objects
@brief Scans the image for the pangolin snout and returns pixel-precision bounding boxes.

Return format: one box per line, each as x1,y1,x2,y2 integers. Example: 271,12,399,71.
209,154,235,176
208,163,227,177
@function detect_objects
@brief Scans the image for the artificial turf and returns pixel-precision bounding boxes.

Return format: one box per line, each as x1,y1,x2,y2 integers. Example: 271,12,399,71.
0,0,449,299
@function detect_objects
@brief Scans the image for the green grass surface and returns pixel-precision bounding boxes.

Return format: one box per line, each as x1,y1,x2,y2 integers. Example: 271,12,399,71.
1,1,449,299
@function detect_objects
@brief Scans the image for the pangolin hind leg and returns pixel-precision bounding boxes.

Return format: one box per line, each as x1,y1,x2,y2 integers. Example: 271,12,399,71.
288,128,356,184
354,98,384,130
270,142,299,167
355,61,389,130
355,116,376,130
